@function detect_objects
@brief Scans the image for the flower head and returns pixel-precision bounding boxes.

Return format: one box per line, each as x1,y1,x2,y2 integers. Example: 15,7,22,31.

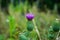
26,13,34,21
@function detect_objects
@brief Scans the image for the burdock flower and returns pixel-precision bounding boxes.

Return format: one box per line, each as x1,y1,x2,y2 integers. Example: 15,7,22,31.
26,13,34,21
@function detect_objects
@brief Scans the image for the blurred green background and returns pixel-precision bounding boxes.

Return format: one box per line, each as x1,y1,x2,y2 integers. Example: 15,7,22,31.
0,0,60,40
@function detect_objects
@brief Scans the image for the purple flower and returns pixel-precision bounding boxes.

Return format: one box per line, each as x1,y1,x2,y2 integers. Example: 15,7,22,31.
26,13,34,21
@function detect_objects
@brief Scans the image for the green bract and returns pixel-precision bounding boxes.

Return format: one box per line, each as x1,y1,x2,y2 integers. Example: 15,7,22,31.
23,31,30,37
53,26,59,32
48,34,54,39
52,21,60,32
19,34,28,40
27,25,34,31
27,21,34,31
49,29,53,33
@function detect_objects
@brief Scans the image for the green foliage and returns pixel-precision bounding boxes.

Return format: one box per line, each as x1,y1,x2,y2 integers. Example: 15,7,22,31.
7,38,14,40
23,31,30,37
8,16,16,37
0,1,60,40
0,35,4,40
28,31,38,40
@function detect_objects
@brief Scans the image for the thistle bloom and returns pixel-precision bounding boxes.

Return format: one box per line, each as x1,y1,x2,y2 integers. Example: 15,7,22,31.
26,13,34,21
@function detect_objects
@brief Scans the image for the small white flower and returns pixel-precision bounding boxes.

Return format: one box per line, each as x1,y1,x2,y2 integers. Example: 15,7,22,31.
50,26,52,28
6,19,9,23
56,19,59,23
56,19,59,21
56,38,58,40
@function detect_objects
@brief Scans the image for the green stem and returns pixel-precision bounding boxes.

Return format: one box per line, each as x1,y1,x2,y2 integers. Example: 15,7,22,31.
56,30,60,40
33,19,41,40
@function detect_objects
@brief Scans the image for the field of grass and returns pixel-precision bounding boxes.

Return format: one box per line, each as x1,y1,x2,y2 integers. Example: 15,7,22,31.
0,2,60,40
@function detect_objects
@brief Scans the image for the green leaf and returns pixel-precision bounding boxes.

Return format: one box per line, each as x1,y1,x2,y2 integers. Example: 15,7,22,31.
0,35,4,40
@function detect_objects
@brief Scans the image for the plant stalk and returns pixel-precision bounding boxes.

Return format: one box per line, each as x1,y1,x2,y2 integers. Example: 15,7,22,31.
33,19,41,40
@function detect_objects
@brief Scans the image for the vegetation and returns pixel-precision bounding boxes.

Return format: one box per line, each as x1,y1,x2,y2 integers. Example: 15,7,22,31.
0,1,60,40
